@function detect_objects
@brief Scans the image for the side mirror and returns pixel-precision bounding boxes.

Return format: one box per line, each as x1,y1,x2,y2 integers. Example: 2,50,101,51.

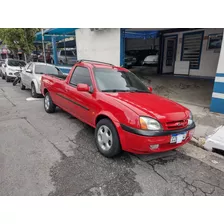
77,83,90,92
148,86,153,93
26,69,32,73
4,64,7,68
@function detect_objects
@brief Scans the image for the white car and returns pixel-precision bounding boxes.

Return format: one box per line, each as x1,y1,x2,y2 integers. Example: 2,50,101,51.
1,59,26,82
20,62,64,97
142,53,159,65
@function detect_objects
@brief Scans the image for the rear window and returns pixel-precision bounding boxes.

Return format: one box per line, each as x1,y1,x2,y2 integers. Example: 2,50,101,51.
60,50,74,56
35,64,63,76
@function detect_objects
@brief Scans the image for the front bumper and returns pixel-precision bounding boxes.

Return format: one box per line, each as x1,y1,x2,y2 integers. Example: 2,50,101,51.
118,123,195,154
8,71,21,78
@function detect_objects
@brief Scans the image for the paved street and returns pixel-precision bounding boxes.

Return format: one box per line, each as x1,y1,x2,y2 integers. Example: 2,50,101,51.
1,79,224,196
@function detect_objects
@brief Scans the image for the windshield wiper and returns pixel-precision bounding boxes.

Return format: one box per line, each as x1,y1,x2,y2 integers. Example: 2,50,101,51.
102,89,129,92
129,90,150,93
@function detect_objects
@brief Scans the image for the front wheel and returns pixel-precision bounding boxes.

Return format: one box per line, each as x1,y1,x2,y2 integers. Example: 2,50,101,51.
95,118,122,158
44,92,56,113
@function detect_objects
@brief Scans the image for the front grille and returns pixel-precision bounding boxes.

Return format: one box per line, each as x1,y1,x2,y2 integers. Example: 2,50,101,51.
165,120,188,130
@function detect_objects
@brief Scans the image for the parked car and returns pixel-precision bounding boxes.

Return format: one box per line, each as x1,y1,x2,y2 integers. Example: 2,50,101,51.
124,55,136,68
57,49,77,65
38,51,53,64
1,59,26,82
40,59,195,158
0,59,5,77
142,53,159,65
30,51,41,62
20,62,64,97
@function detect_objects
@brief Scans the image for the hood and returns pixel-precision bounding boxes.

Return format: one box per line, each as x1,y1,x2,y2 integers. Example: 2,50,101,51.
144,55,158,61
105,92,189,122
8,66,23,71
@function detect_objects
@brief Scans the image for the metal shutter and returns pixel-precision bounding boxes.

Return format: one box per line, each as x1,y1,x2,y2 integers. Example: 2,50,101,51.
181,31,204,69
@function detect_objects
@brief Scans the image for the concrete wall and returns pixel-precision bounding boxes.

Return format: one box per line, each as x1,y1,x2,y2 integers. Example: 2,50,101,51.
75,28,121,66
164,28,223,77
210,29,224,114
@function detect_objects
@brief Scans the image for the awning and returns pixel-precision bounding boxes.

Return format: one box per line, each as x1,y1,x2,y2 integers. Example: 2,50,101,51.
34,28,78,43
124,30,159,39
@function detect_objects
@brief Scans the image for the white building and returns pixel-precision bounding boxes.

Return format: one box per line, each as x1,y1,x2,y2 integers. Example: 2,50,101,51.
75,28,224,114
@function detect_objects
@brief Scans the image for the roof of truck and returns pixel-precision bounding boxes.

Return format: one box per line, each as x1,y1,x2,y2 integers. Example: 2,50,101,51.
76,60,128,72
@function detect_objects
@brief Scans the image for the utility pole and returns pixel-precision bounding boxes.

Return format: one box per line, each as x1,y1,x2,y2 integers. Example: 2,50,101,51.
41,28,46,63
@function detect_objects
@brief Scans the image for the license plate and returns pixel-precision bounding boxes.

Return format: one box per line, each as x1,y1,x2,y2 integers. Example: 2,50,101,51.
170,132,187,144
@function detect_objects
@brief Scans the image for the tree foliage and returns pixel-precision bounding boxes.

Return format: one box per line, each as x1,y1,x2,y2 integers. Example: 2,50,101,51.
0,28,40,54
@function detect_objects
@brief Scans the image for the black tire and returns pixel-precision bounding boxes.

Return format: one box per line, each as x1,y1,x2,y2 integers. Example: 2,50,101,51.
6,74,10,82
31,83,38,98
13,77,19,86
20,81,26,90
95,118,122,158
44,92,56,113
2,73,5,80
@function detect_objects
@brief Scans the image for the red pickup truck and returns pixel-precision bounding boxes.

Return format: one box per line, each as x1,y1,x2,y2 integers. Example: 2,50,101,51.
41,60,195,158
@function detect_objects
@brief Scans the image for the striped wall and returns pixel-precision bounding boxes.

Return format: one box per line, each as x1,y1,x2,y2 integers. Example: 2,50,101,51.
210,30,224,113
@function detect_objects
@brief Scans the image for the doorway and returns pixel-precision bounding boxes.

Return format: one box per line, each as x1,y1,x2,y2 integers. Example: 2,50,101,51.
162,35,177,74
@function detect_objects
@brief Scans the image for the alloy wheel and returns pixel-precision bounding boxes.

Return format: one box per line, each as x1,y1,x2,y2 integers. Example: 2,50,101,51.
97,125,113,151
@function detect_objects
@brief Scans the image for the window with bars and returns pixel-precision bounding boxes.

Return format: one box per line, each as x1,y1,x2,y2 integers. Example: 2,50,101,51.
181,31,204,69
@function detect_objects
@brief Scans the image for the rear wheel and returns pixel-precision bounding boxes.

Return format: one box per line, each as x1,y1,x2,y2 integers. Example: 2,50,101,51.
2,74,5,79
20,81,26,90
95,118,122,158
44,92,56,113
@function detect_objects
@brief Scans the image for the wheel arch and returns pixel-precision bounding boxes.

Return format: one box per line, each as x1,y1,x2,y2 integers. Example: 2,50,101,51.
31,79,38,89
95,112,120,128
43,88,48,96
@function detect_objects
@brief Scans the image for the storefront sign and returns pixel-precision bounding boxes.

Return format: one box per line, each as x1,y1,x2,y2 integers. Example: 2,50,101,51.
207,33,223,50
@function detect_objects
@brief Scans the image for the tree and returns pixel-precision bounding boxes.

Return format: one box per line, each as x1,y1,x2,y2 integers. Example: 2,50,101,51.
0,28,40,54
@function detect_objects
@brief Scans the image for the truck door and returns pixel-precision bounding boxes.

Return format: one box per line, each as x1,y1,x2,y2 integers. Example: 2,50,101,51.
63,66,95,125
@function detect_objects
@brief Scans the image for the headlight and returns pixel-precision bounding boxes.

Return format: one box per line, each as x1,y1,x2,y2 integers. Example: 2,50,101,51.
140,117,162,131
188,111,193,126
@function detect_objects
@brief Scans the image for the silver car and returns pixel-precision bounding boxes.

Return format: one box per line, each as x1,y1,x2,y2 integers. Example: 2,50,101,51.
57,49,77,65
20,62,64,97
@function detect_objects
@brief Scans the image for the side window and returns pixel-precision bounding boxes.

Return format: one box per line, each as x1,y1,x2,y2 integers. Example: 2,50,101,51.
70,66,92,86
60,51,65,56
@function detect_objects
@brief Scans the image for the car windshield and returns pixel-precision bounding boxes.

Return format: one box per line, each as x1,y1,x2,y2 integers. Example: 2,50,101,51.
8,60,26,67
94,68,150,93
35,64,63,76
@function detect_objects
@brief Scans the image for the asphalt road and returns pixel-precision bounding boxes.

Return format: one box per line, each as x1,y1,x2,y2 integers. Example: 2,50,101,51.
1,78,224,196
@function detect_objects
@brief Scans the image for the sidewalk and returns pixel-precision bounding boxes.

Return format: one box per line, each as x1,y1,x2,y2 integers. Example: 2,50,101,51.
178,102,224,141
